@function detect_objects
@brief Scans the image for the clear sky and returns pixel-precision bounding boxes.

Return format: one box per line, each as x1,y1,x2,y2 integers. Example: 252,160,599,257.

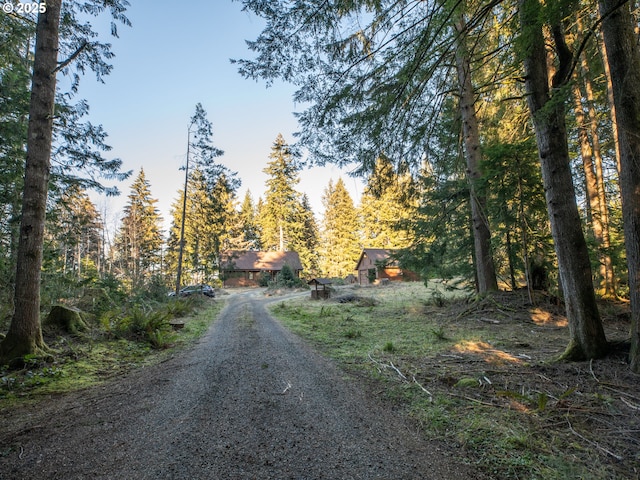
75,0,363,234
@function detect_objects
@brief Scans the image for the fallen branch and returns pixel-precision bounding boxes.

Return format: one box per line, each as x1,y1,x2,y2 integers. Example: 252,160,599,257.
412,376,433,401
566,417,623,461
620,396,640,411
368,353,431,400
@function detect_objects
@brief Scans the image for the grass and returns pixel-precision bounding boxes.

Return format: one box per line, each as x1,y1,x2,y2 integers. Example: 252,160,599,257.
0,299,223,406
269,281,638,480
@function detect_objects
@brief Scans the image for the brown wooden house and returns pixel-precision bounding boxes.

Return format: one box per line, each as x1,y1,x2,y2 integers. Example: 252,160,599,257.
355,248,419,285
221,250,303,287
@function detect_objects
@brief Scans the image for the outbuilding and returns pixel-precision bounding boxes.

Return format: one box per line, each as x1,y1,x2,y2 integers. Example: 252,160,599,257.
307,278,332,299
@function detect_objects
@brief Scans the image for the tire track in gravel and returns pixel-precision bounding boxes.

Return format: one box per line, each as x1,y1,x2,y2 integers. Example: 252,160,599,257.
1,291,475,479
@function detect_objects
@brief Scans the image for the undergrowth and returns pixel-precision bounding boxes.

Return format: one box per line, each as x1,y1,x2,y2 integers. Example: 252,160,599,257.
0,297,223,404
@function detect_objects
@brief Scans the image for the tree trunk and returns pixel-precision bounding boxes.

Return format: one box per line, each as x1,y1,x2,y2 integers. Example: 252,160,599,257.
571,81,613,296
578,47,616,297
0,0,62,364
454,19,498,294
519,0,607,360
599,0,640,372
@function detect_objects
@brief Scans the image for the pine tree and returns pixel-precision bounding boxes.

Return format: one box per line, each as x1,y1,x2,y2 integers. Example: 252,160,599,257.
0,0,131,364
519,0,607,360
167,168,239,285
168,103,235,289
599,0,640,371
297,194,320,277
319,179,361,278
112,169,163,289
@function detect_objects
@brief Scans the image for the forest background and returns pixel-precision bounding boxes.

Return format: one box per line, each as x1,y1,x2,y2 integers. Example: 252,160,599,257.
0,0,639,374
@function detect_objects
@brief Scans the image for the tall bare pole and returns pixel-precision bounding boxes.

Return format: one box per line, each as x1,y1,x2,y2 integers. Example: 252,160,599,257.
175,121,194,295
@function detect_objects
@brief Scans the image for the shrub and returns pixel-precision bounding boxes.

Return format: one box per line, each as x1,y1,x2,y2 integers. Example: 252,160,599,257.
269,264,307,289
100,305,174,348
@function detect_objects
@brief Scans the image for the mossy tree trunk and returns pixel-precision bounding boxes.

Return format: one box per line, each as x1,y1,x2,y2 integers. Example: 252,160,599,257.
0,0,62,364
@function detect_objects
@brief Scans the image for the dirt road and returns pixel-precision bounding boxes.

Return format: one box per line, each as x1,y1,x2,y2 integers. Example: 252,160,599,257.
1,291,473,479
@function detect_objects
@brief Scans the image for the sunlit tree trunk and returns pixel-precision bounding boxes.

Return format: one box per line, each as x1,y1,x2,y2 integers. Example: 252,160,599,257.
574,15,617,297
0,0,62,364
454,19,498,294
599,0,640,372
519,0,607,360
571,81,614,296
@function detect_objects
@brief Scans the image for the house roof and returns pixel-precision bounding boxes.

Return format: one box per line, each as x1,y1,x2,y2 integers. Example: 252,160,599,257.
307,278,332,286
355,248,397,270
222,250,303,272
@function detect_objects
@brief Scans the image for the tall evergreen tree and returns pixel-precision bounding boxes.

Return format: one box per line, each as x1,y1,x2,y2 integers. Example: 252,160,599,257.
454,15,498,293
319,179,361,278
47,184,103,278
359,156,416,250
260,134,317,274
0,0,131,364
237,190,261,250
171,103,231,290
297,194,320,277
598,0,640,371
519,0,607,360
260,134,302,252
167,166,239,285
112,169,163,289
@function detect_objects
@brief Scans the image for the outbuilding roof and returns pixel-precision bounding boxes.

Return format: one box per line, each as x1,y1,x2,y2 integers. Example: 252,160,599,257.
355,248,397,270
222,250,303,272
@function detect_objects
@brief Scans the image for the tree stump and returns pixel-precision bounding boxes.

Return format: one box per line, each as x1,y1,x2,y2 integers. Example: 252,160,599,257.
44,305,88,334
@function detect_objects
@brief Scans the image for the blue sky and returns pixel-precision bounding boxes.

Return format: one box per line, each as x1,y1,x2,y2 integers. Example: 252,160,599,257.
76,0,362,233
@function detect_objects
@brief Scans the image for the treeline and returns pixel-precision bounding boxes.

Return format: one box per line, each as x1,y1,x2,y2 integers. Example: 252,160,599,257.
13,129,417,297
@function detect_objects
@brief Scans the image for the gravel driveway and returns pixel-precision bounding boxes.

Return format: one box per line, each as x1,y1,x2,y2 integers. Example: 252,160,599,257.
1,291,474,479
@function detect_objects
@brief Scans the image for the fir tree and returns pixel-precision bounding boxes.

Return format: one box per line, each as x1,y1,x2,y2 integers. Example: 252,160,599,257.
260,134,303,252
112,169,163,289
237,190,261,250
319,179,361,278
359,157,416,249
47,185,103,279
260,134,317,274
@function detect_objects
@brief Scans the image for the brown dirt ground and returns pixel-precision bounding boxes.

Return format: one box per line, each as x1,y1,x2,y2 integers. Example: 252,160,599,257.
383,290,640,479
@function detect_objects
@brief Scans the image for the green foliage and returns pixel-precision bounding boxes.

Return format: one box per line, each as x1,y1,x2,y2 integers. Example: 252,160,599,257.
344,328,362,339
112,169,164,289
269,263,307,289
359,157,417,250
101,306,174,349
318,178,361,277
382,341,395,352
165,104,238,287
259,135,319,274
0,300,222,401
481,140,552,290
430,325,448,341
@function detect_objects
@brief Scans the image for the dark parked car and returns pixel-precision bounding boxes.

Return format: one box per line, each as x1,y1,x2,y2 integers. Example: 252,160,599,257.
168,284,215,298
